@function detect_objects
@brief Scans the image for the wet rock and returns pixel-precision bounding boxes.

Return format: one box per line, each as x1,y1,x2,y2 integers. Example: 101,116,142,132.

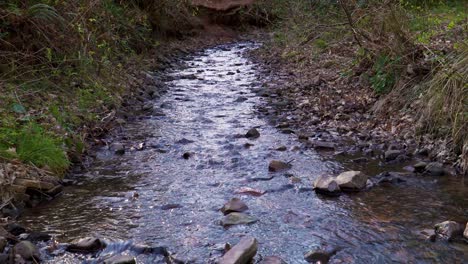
104,254,136,264
375,172,406,185
182,152,192,159
384,150,401,161
413,162,427,173
110,143,125,155
0,237,6,252
13,241,40,261
311,141,336,150
275,146,287,151
67,237,106,253
260,256,287,264
268,160,291,172
426,162,445,176
304,249,332,263
5,223,26,236
434,221,463,241
245,128,260,139
219,237,258,264
176,138,195,145
131,244,169,256
352,157,368,163
221,213,258,227
313,175,341,196
235,97,248,102
335,171,368,191
28,231,52,242
221,198,249,215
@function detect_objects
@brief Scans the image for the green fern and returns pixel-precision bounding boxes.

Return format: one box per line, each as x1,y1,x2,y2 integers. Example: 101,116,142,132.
27,3,64,23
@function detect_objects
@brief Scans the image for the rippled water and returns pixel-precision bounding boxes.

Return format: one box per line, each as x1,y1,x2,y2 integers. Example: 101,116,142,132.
19,42,468,263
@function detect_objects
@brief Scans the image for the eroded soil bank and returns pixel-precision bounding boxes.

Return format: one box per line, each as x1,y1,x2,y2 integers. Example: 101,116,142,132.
4,41,468,263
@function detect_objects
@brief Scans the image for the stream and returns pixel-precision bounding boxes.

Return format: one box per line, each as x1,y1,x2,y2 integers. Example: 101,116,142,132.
18,42,468,263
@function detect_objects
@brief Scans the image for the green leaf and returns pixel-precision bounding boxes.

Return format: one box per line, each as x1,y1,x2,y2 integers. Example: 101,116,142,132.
12,103,26,114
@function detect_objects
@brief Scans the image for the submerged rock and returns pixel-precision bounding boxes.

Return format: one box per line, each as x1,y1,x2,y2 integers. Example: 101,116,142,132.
219,237,258,264
384,150,401,161
313,175,341,195
311,141,336,150
413,162,427,173
221,198,249,215
260,256,287,264
235,187,266,196
110,143,125,155
268,160,291,172
245,128,260,139
104,254,136,264
67,237,106,253
335,171,368,191
426,162,445,176
304,249,331,263
221,212,258,227
13,241,40,261
434,221,463,241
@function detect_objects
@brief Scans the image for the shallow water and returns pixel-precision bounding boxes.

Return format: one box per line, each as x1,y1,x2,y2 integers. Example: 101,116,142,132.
19,42,468,263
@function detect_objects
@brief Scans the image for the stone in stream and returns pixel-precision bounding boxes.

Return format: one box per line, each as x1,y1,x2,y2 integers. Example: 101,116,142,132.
235,187,266,196
310,141,336,150
221,213,258,227
304,246,339,263
13,241,40,261
268,160,292,172
67,237,106,253
426,162,445,176
384,150,401,161
245,128,260,139
259,256,287,264
104,254,136,264
313,175,341,196
434,221,463,241
110,143,125,155
221,198,249,215
335,171,368,191
413,162,427,173
5,223,27,236
219,237,258,264
275,146,287,151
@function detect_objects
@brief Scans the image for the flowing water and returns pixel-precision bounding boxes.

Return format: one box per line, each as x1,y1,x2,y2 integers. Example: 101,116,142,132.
19,42,468,263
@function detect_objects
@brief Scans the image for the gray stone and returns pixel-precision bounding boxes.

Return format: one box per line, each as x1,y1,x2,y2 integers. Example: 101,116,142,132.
219,237,258,264
311,141,336,150
304,249,331,263
245,128,260,139
335,171,368,191
67,237,106,253
221,213,258,227
104,255,136,264
384,150,401,161
426,162,445,176
313,175,341,195
434,221,463,241
268,160,292,172
259,256,287,264
221,198,249,215
13,241,40,261
414,162,427,172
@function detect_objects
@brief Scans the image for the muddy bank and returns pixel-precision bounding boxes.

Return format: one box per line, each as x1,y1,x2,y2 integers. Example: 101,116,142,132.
0,41,464,263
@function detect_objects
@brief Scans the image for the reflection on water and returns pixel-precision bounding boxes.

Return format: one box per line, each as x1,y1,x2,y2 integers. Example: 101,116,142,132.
19,42,468,263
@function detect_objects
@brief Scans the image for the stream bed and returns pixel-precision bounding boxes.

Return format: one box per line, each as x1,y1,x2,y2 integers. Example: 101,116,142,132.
18,42,468,263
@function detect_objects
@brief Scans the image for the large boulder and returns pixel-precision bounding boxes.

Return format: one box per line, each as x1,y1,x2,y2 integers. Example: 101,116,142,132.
219,237,258,264
13,241,40,261
434,221,463,241
221,213,258,227
313,175,341,195
221,198,248,215
335,171,368,191
67,237,106,253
